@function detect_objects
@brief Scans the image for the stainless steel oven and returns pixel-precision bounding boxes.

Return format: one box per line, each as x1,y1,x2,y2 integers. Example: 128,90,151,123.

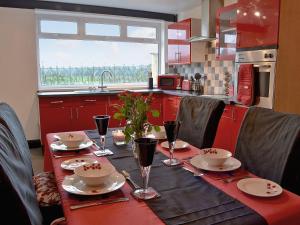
234,49,277,109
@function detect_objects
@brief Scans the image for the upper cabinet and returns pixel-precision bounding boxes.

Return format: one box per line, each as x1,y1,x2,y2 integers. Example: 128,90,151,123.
216,3,238,60
236,0,281,50
168,18,206,65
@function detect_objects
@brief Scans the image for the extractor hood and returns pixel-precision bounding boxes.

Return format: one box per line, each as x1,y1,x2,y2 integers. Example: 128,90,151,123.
188,0,224,42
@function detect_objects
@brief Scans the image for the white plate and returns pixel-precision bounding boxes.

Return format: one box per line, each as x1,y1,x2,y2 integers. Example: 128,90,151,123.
190,155,241,172
237,178,283,197
161,140,189,150
51,140,93,151
62,172,125,196
61,157,98,171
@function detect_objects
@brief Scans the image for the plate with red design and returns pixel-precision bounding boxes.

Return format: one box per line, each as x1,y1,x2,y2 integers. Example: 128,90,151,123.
62,172,125,195
237,178,283,197
61,157,98,171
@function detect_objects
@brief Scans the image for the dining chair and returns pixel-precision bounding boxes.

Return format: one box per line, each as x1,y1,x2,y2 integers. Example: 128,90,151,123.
234,106,300,195
0,123,67,225
176,96,225,149
0,102,63,224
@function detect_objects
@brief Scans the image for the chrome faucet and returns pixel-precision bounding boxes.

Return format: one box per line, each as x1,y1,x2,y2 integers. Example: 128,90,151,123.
98,70,113,91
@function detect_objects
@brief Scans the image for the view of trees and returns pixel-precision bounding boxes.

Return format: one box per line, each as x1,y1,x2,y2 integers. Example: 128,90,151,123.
40,65,151,86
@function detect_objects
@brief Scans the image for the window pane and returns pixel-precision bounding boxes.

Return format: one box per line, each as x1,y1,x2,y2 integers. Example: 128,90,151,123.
40,20,77,34
39,39,158,87
127,26,156,39
85,23,120,36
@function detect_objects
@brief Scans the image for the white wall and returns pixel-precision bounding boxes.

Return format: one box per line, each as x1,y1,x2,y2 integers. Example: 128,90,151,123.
224,0,237,6
178,0,237,21
178,5,202,21
0,7,40,140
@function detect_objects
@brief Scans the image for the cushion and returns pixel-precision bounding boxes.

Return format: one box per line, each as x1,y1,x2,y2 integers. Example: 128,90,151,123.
33,172,61,207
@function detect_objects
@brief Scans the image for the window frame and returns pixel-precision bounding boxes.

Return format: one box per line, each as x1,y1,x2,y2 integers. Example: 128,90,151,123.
36,10,165,90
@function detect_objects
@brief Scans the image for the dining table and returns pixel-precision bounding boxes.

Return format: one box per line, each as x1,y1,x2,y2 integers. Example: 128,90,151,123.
44,129,300,225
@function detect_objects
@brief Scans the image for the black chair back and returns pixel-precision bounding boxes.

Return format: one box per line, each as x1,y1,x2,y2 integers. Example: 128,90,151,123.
235,107,300,194
0,124,43,225
176,96,225,149
0,102,33,175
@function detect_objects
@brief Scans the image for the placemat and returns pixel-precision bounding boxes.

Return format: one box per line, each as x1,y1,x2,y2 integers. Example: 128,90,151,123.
86,129,267,225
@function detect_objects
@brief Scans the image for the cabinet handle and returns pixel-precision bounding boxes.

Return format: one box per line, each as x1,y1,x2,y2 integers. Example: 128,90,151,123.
70,108,73,120
76,108,79,120
50,100,63,104
178,52,181,61
84,99,96,102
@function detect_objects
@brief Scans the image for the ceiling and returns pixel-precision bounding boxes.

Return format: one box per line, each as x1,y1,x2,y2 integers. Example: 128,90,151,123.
40,0,202,14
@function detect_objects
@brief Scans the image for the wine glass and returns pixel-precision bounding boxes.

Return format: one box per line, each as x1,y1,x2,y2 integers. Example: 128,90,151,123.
163,120,181,166
133,138,159,200
93,115,110,150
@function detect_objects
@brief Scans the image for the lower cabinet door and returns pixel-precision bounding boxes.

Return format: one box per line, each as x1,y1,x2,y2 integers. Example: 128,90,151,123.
76,104,107,131
39,105,73,144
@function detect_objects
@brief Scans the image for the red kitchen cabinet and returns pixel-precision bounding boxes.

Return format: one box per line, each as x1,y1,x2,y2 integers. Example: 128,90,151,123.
236,0,280,49
107,95,126,128
168,19,191,65
148,94,163,126
39,97,75,146
163,95,181,121
213,105,248,153
216,3,238,60
76,96,108,131
39,96,109,146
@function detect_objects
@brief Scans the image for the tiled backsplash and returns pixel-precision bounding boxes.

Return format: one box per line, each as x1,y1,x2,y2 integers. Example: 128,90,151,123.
168,41,234,95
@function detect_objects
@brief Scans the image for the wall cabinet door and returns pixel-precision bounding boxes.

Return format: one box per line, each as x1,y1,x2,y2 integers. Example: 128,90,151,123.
168,19,191,65
216,3,238,60
236,0,280,49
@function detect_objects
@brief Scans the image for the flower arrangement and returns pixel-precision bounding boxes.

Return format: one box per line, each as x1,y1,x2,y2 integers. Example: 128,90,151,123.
113,91,160,142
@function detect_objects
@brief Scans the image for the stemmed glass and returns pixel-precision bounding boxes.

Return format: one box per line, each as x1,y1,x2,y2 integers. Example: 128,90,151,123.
93,115,110,150
133,138,159,200
163,121,181,166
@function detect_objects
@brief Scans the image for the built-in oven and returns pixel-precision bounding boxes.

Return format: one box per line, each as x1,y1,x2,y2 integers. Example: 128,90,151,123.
234,49,277,109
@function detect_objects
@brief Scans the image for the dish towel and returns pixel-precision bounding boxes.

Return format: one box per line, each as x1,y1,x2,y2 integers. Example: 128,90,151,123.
237,64,255,106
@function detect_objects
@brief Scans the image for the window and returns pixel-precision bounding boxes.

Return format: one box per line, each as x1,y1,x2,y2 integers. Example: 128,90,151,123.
85,23,120,36
40,20,78,34
37,12,164,89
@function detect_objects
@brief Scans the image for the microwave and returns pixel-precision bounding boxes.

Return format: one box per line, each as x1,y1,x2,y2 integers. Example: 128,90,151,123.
158,74,183,90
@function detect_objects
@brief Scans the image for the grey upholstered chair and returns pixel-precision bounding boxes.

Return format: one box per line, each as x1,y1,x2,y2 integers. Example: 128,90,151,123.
0,102,63,225
234,106,300,195
176,96,225,149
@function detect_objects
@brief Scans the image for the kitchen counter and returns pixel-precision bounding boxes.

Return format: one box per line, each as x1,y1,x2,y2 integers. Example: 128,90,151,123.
37,89,234,104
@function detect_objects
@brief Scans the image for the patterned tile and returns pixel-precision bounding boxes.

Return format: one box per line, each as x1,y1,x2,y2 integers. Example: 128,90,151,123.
168,41,234,95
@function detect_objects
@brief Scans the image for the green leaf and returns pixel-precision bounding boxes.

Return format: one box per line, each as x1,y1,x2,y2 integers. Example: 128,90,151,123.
154,125,161,132
151,110,160,118
113,112,123,120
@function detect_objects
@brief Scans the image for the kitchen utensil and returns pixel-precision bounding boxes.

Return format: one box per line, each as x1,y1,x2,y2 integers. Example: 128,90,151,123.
132,138,159,200
51,140,93,151
53,153,93,159
70,197,129,210
237,178,283,197
121,170,141,189
62,172,125,196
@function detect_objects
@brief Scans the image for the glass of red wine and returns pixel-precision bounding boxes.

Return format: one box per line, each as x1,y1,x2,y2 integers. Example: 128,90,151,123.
133,138,159,200
93,115,110,150
163,120,181,166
